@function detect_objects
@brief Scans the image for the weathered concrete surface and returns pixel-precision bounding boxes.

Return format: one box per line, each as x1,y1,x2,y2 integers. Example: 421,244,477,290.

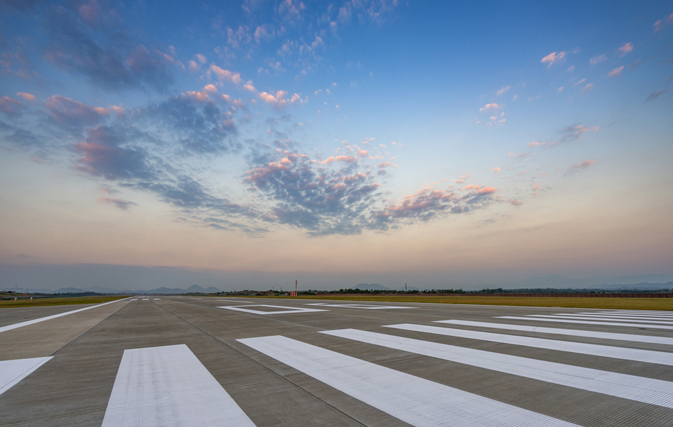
0,297,671,426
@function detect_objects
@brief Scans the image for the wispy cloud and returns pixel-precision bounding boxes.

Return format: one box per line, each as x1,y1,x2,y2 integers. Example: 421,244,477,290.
98,197,137,210
16,92,35,101
45,95,109,128
645,90,666,102
479,103,500,112
0,96,25,117
653,13,673,33
573,160,595,169
589,54,607,65
608,66,624,77
496,86,510,96
541,51,566,67
616,42,633,57
44,4,176,91
580,83,594,94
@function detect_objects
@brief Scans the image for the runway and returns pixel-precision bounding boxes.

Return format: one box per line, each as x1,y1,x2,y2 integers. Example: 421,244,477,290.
0,297,671,426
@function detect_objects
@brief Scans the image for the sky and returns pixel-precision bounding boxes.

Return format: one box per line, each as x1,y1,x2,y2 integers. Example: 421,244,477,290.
0,0,672,290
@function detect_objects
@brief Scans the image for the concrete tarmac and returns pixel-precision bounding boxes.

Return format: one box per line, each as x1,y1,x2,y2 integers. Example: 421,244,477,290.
0,296,671,426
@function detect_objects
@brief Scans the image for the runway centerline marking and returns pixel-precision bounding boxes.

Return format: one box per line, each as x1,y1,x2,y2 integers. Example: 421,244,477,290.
0,357,53,397
218,305,327,315
435,320,673,345
498,316,673,331
385,323,673,366
321,328,673,409
102,344,255,427
0,299,127,334
238,335,580,427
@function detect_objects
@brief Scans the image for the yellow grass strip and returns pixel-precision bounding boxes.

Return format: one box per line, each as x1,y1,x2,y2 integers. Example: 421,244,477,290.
249,294,673,311
0,295,130,309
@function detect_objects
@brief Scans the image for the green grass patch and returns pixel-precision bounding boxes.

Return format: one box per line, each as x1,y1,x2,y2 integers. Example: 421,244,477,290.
242,294,673,311
0,295,130,309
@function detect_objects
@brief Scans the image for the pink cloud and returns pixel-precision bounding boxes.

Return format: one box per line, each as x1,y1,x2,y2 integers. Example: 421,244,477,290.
210,65,242,85
0,96,24,116
44,95,109,125
508,152,528,158
608,66,624,77
185,90,209,102
16,92,35,101
478,187,496,195
616,42,633,57
318,155,358,165
580,83,593,94
479,103,500,112
528,140,557,148
654,13,673,32
497,86,510,96
378,161,397,168
573,160,596,169
589,54,607,65
259,90,303,109
188,60,200,71
491,167,500,173
541,51,566,67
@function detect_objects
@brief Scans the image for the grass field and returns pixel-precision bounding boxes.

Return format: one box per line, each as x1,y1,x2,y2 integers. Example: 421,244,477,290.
0,295,130,309
229,294,673,311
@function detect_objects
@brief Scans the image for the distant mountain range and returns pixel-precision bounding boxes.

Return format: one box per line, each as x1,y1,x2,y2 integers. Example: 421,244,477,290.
354,283,423,291
3,263,672,293
31,284,223,295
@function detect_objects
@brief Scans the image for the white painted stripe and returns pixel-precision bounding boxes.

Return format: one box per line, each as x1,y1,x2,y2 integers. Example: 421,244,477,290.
581,310,673,315
218,305,327,315
576,311,673,316
499,316,673,331
435,320,673,345
322,329,673,409
130,299,138,301
0,357,52,396
238,335,579,427
0,299,126,334
102,344,255,427
530,315,673,325
385,324,673,366
306,303,411,310
153,298,161,300
555,313,673,321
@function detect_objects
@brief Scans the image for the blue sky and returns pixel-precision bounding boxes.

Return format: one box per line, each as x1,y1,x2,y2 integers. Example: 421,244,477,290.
1,0,672,288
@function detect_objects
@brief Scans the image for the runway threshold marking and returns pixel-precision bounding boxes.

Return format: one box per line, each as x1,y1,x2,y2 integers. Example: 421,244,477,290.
578,311,673,317
0,357,52,397
0,299,127,334
498,316,673,331
102,344,255,427
237,335,580,427
321,328,673,408
568,313,673,320
529,315,673,325
436,320,673,345
385,324,673,366
218,305,327,315
306,303,411,309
